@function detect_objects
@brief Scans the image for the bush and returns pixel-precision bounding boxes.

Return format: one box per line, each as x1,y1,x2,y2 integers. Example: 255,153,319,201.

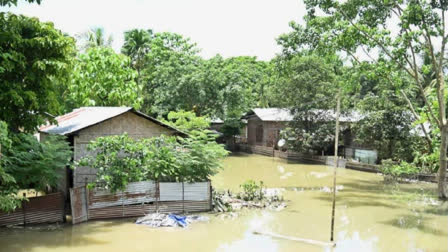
0,121,23,212
238,180,264,201
413,149,439,174
3,134,72,192
380,159,419,182
78,133,229,192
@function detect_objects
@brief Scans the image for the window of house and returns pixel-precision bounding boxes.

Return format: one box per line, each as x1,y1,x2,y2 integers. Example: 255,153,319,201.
256,125,263,143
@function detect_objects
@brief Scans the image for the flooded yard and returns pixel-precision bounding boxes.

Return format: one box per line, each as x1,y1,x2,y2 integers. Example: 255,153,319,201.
0,153,447,252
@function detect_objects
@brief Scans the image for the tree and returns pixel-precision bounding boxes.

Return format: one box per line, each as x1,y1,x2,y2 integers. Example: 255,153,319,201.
142,32,200,115
3,134,72,192
0,13,76,132
121,29,153,89
219,56,273,117
0,0,40,7
140,32,274,119
220,117,244,144
299,0,448,199
69,47,142,109
160,110,210,133
0,121,22,212
77,27,113,52
350,63,426,162
273,54,340,153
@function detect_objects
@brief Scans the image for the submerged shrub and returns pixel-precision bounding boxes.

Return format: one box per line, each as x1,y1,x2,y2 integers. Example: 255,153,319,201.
238,180,264,201
380,159,419,182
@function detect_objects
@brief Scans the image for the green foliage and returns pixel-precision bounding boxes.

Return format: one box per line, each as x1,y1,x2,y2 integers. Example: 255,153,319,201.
238,180,264,201
79,134,148,192
353,110,423,162
0,13,76,132
220,118,244,138
142,32,200,115
134,31,274,118
0,121,22,212
380,159,419,182
0,167,22,212
0,0,41,7
121,29,153,87
69,47,142,109
3,134,72,192
0,121,10,149
272,54,337,108
78,133,228,192
77,27,113,52
161,110,210,133
178,135,229,182
274,54,340,153
294,0,448,197
413,148,439,174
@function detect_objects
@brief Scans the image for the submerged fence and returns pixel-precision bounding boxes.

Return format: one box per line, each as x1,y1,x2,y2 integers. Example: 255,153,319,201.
237,144,349,167
0,192,65,227
71,181,212,223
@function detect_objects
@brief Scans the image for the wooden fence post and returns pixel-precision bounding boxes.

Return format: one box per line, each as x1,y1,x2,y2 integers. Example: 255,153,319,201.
22,192,26,226
330,89,341,242
85,187,89,221
182,180,185,214
156,181,159,213
209,181,213,211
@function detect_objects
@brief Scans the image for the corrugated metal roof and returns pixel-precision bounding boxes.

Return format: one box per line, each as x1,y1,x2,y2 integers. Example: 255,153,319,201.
39,107,184,136
246,108,362,122
210,118,224,124
252,108,294,121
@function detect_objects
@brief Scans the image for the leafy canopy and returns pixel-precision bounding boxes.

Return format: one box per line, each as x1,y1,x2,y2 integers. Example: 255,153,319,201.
0,121,22,213
274,54,340,152
69,47,142,109
131,31,274,119
78,133,228,192
3,134,72,192
160,110,210,133
76,27,113,52
296,0,448,198
0,13,76,132
0,0,41,7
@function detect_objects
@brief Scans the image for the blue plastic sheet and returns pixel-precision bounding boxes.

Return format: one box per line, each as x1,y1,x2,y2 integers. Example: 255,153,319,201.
169,214,187,227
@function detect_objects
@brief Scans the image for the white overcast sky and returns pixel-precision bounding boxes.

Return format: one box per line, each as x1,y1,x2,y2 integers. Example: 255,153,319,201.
2,0,306,60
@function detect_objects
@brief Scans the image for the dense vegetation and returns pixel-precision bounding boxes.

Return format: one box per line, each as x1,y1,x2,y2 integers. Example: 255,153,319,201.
1,0,447,203
78,133,228,192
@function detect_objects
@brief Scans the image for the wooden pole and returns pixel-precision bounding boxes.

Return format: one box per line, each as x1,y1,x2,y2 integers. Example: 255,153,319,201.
156,180,159,213
182,180,185,214
254,231,336,247
330,89,341,242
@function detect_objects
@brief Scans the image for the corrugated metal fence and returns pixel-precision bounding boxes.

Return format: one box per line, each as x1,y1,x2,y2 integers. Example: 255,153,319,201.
71,181,211,223
0,192,64,227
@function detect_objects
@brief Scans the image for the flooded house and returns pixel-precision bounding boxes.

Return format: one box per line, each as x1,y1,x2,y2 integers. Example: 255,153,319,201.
242,108,378,164
38,107,184,193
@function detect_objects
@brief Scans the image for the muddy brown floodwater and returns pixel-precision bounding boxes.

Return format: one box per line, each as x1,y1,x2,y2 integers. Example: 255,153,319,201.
0,153,447,252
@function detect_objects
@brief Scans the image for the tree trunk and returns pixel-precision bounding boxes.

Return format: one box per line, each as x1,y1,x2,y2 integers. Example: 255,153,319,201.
439,125,447,199
437,72,447,200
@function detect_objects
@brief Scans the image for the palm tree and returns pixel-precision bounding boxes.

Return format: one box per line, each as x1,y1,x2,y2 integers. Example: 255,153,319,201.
77,27,113,52
121,29,153,88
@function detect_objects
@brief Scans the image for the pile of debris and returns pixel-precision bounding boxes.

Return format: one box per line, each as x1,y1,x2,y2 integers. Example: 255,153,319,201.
213,188,287,213
136,213,209,228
